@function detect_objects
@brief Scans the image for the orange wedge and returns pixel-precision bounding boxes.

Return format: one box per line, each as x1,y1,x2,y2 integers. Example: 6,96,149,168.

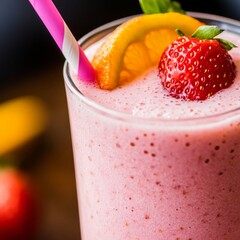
92,12,204,90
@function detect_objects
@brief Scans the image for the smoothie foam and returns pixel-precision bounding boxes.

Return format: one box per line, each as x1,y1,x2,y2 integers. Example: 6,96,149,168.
75,31,240,120
64,14,240,240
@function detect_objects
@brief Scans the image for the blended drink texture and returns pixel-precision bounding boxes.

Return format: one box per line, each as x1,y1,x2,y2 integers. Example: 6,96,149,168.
65,19,240,240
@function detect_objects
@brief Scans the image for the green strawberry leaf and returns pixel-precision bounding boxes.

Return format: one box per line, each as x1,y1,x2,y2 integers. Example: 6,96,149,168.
191,25,237,51
139,0,185,14
192,26,224,39
171,1,185,13
139,0,161,14
215,38,237,51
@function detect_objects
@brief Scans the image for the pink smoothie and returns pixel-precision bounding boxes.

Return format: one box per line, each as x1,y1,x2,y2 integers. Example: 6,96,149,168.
65,16,240,240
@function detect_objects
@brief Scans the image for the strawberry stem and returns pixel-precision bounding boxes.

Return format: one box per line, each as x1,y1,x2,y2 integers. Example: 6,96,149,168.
176,29,185,37
0,155,21,169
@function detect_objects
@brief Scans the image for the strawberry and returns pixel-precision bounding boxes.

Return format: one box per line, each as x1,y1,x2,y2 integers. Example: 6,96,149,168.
0,168,39,240
158,26,237,100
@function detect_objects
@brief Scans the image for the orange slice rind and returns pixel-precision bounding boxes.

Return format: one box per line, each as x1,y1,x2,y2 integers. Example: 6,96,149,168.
92,12,204,90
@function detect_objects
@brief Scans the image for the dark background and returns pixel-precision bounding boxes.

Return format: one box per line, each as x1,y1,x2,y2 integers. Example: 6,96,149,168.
0,0,239,86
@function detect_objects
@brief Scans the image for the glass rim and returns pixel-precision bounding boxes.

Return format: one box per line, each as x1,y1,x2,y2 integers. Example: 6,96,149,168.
63,12,240,127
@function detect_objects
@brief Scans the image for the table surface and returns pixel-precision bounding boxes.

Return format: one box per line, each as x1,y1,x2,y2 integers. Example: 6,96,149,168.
1,64,81,240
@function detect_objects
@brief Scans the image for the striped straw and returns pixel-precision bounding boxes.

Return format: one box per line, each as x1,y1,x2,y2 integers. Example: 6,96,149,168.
28,0,95,82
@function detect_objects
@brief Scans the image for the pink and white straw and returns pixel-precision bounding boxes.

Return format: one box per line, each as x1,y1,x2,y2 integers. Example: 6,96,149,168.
28,0,95,82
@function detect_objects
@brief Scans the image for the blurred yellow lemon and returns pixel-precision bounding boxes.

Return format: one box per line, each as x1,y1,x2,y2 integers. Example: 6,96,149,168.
0,96,48,156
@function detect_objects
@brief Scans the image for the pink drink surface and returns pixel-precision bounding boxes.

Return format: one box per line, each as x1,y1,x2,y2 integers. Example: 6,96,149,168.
66,30,240,240
75,31,240,119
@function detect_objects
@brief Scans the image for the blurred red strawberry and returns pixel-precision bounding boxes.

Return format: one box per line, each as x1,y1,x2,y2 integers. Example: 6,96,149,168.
0,168,39,240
